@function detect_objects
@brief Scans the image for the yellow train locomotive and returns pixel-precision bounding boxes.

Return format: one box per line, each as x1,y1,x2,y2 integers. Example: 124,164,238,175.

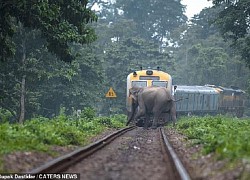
126,67,173,124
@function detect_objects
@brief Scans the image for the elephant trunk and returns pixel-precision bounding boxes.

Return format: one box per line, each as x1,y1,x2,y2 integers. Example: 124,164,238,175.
126,112,133,126
126,101,137,126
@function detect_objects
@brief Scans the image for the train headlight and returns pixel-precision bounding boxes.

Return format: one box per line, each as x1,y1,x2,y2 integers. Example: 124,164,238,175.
146,70,153,75
133,71,137,77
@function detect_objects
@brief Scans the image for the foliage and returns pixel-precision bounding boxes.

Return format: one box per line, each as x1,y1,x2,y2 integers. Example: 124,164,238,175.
116,0,187,43
0,113,125,156
212,0,250,68
0,25,104,120
35,44,104,118
0,0,188,119
175,115,250,161
0,28,46,120
100,37,175,114
110,114,127,124
183,44,228,85
0,0,97,62
0,109,14,123
172,6,250,90
81,107,96,120
95,114,126,128
1,0,249,129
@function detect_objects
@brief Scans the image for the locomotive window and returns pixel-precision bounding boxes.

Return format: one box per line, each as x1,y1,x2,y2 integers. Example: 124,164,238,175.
139,76,160,80
132,81,147,87
152,81,168,87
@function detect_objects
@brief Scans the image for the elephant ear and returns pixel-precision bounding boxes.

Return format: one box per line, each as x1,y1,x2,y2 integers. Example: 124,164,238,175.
130,93,137,101
129,87,141,101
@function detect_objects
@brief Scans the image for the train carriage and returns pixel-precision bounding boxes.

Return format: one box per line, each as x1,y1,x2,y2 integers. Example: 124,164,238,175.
211,86,245,117
174,85,220,116
175,85,246,117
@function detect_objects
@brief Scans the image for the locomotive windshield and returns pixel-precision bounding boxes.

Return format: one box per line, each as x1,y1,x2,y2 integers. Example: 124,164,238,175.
152,81,168,87
132,81,147,87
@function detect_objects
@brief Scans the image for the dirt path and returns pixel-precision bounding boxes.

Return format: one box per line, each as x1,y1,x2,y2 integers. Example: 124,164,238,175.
65,127,179,180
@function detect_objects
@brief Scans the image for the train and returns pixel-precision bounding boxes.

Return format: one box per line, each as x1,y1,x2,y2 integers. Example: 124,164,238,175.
175,85,245,118
126,67,173,120
126,68,246,125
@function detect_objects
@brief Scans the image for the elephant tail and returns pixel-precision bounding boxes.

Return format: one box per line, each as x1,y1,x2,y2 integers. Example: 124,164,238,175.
173,97,188,102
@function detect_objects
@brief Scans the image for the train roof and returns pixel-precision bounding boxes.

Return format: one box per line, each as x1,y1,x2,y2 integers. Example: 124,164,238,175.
175,85,218,94
127,69,171,77
217,86,245,94
205,84,245,94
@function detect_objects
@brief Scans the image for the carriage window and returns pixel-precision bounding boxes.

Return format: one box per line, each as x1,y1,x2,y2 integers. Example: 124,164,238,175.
132,81,147,87
139,76,160,80
152,81,168,87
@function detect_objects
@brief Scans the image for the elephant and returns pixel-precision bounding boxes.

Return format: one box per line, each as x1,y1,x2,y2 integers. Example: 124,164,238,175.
126,86,177,128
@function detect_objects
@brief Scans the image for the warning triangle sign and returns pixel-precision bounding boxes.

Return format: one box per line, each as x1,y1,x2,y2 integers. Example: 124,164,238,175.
105,87,117,98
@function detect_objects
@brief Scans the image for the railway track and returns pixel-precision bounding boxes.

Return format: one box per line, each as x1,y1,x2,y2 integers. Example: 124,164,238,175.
160,128,190,180
28,126,136,174
27,126,191,180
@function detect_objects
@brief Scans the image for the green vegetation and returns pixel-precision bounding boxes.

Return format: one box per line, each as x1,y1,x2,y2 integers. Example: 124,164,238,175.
0,0,97,62
0,112,126,155
1,0,250,173
174,115,250,161
1,0,249,124
212,0,250,68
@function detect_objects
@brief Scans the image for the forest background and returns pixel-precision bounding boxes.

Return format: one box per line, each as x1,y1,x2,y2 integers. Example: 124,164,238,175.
0,0,249,123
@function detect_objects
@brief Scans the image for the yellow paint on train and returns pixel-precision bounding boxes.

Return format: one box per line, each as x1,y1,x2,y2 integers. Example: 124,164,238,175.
126,69,172,112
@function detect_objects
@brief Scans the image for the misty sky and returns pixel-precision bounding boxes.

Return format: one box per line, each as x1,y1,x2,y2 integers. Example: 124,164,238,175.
182,0,213,19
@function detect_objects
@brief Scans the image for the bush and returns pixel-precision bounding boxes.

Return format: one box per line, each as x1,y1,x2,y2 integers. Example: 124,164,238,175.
96,117,112,127
81,107,96,120
0,113,126,156
0,108,14,123
111,114,127,124
175,115,250,161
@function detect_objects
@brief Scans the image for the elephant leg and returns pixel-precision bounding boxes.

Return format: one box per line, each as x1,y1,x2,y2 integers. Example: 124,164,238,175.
166,113,171,123
152,111,161,129
170,103,177,127
161,113,169,126
143,113,150,129
134,106,146,122
160,112,169,126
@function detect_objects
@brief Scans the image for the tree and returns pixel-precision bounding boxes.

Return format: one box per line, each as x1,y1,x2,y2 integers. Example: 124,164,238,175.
0,24,104,122
173,6,250,90
212,0,250,68
100,37,175,114
186,44,228,85
0,0,97,62
87,0,186,114
116,0,187,44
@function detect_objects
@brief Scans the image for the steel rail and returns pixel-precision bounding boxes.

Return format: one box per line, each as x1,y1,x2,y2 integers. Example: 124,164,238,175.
160,128,191,180
27,126,136,174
